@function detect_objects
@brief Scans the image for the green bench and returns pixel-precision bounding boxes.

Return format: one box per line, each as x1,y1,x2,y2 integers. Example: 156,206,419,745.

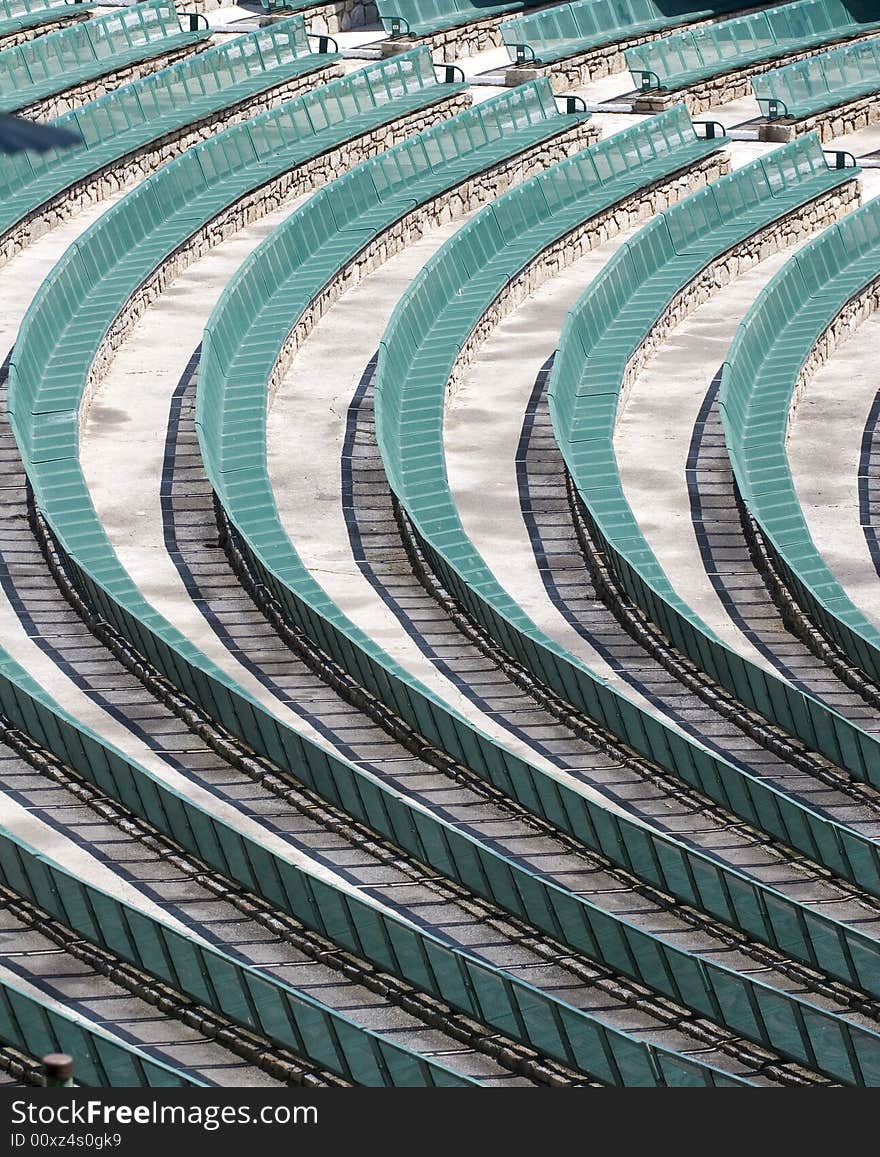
501,0,746,67
0,974,202,1086
547,135,880,799
626,0,880,92
0,17,339,247
0,0,211,115
0,0,92,43
721,198,880,689
9,90,880,1084
377,0,541,38
753,33,880,120
370,110,880,916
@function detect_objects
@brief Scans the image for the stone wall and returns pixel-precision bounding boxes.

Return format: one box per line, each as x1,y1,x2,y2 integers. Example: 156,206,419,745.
445,151,731,406
22,39,212,123
632,32,880,116
79,90,473,423
759,89,880,144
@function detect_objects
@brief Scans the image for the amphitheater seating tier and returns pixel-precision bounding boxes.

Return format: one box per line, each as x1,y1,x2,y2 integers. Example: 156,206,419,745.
0,0,210,115
721,199,880,686
625,0,880,92
500,0,747,66
752,33,880,120
0,17,340,245
0,0,93,44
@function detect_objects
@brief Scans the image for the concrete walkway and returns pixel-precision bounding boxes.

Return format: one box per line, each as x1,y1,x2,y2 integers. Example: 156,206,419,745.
788,306,880,630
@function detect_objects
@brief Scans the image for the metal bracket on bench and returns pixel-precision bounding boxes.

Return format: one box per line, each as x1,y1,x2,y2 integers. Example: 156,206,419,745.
309,33,338,54
824,149,858,170
513,43,536,66
635,69,661,92
388,15,411,36
560,94,587,114
764,96,789,121
184,11,208,30
440,63,465,83
693,119,726,140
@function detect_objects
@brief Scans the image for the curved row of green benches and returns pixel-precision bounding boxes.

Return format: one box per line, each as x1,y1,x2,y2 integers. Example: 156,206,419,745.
753,32,880,121
11,85,880,1086
0,45,466,248
0,974,202,1087
376,0,541,38
0,0,210,116
0,17,344,248
0,566,749,1090
193,98,880,1073
720,198,880,690
0,0,90,45
546,138,880,791
0,824,481,1087
500,0,746,67
3,71,769,1089
625,0,880,93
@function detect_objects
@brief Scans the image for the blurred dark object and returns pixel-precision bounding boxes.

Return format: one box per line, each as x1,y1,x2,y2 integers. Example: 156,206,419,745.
0,113,81,154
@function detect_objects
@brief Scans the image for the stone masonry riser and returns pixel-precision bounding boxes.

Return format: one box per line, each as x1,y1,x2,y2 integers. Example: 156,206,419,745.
445,151,731,408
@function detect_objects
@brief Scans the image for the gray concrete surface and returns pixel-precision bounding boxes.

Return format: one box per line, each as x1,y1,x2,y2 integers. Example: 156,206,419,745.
788,305,880,630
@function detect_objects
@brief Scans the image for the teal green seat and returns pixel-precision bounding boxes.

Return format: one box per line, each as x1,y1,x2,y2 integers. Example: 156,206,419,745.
720,197,880,688
626,0,880,92
548,135,879,783
193,100,880,1086
12,75,880,1083
753,33,880,119
0,0,210,115
0,826,477,1087
371,116,880,955
501,0,747,66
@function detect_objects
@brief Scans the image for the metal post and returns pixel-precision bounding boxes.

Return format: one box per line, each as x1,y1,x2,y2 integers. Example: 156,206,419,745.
43,1054,74,1088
